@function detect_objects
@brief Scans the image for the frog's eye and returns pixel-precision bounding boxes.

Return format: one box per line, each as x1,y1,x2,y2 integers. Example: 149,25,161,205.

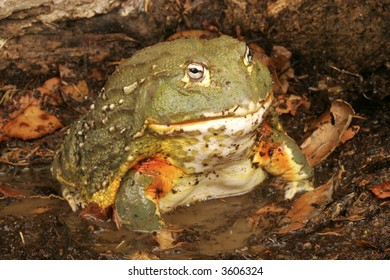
187,63,206,81
243,46,253,66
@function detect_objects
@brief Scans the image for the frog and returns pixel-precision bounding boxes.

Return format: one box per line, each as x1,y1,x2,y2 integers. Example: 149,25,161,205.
51,35,313,232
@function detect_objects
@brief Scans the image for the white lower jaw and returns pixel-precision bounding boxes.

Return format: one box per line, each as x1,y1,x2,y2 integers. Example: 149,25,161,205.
148,95,273,174
148,95,273,136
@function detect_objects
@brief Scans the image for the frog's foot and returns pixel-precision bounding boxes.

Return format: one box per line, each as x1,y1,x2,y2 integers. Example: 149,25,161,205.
115,156,184,232
284,179,314,199
61,186,85,212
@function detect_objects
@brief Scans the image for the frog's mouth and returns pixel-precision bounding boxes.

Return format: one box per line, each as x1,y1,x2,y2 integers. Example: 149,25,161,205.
149,93,273,135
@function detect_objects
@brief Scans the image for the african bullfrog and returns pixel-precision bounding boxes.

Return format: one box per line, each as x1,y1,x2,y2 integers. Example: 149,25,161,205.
52,35,313,231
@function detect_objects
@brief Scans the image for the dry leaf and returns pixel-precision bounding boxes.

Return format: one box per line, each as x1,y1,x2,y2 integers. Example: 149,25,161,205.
249,42,271,68
0,185,30,198
31,206,50,214
59,64,77,79
36,77,62,106
301,100,355,167
126,251,159,260
270,45,294,94
370,182,390,199
274,94,309,115
167,30,218,41
36,77,61,94
2,105,63,140
89,68,104,81
152,230,179,250
277,176,335,234
267,0,303,16
248,203,286,229
7,91,41,119
79,202,111,222
340,125,360,144
316,231,343,236
60,80,89,103
271,45,292,72
334,215,365,222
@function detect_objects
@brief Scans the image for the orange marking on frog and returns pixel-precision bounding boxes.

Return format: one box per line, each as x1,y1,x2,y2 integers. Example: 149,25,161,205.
135,156,184,201
256,123,300,179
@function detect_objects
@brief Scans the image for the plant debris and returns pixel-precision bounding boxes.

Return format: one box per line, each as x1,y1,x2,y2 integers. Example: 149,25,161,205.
301,100,357,167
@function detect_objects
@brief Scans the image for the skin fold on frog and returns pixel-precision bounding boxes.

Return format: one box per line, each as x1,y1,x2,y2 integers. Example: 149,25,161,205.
51,35,313,232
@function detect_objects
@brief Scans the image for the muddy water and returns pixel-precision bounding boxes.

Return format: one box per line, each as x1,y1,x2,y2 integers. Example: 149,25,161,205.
0,164,270,259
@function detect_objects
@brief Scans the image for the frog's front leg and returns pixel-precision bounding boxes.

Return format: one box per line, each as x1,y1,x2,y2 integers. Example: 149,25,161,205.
253,123,314,199
115,156,184,232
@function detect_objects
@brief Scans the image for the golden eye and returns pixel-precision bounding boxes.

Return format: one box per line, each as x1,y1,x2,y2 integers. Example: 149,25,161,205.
243,46,253,66
187,63,205,81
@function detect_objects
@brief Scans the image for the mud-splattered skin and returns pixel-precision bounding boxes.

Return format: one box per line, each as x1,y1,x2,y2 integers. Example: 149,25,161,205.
52,35,313,231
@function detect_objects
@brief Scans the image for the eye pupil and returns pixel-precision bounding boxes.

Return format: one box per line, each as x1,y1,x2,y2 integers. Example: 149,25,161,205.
244,46,253,66
247,49,253,60
187,63,205,81
189,68,199,74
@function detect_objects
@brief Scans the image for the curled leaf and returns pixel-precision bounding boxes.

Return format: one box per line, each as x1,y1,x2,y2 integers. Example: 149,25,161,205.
301,100,356,167
277,176,335,234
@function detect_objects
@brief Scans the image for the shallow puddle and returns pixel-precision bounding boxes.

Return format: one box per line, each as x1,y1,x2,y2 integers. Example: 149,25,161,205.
0,164,270,259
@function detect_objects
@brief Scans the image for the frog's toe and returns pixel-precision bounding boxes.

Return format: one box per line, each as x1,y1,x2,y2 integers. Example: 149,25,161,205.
284,179,314,199
61,186,85,212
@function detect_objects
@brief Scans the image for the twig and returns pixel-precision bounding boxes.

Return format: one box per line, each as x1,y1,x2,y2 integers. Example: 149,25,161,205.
329,65,363,82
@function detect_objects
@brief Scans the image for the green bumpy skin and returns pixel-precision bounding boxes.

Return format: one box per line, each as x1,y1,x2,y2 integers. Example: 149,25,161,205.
52,35,313,231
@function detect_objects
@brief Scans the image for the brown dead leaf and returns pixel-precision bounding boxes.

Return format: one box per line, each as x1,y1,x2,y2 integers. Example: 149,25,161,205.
79,202,112,222
167,30,219,41
0,185,30,198
340,125,360,144
59,64,77,79
316,231,343,236
89,68,104,81
274,94,309,116
277,176,335,234
301,100,355,167
36,77,61,94
354,239,378,249
249,42,271,68
334,215,365,222
153,229,186,250
271,45,292,72
35,147,55,157
36,77,62,106
268,0,303,16
7,91,40,119
270,45,294,94
3,105,63,140
31,206,50,214
248,203,286,229
370,182,390,199
60,80,89,103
